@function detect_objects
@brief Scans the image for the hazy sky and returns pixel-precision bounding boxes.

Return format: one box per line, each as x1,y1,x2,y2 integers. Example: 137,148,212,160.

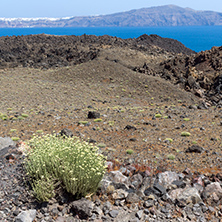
1,0,222,18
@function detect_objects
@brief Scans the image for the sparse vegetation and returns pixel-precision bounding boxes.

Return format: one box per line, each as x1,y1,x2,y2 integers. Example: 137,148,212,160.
25,134,106,202
155,114,162,118
167,154,175,160
126,149,134,155
11,137,20,141
165,138,173,143
94,118,103,122
78,121,89,125
181,132,191,137
21,113,29,118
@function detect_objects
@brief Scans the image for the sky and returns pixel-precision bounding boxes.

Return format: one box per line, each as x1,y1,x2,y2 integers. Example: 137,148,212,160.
1,0,222,18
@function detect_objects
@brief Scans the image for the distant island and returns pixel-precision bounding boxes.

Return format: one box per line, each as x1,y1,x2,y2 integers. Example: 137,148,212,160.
1,5,222,28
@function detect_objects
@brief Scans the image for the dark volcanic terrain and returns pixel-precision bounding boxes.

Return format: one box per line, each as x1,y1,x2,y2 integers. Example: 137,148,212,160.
0,34,222,221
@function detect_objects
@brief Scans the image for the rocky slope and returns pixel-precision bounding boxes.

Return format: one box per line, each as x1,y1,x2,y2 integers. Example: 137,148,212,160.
134,45,222,106
1,5,222,27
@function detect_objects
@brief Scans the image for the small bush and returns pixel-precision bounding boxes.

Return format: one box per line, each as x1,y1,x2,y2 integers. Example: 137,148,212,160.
155,114,162,118
10,129,17,132
108,121,115,126
126,149,134,155
94,118,103,122
165,138,173,143
183,118,190,121
181,132,191,137
167,154,175,160
97,143,106,148
21,113,29,118
78,121,89,125
0,114,8,120
11,137,20,141
36,130,43,134
25,134,106,202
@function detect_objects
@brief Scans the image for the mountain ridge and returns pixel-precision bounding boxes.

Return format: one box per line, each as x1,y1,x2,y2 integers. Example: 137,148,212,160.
1,5,222,27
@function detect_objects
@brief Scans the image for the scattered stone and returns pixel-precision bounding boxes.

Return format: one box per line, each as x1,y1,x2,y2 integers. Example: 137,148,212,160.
144,200,154,208
130,173,143,189
71,198,93,219
153,183,167,197
185,145,204,153
88,138,97,143
102,201,112,215
15,209,36,222
155,171,179,188
136,210,143,219
109,210,119,218
124,125,137,130
109,171,129,184
112,189,128,200
0,137,15,150
126,193,140,204
202,182,222,205
173,187,202,205
88,111,100,119
172,180,186,188
59,128,73,137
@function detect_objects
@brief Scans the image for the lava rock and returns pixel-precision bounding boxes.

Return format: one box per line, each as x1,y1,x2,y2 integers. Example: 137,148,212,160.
126,193,140,204
60,128,73,138
185,145,204,153
172,180,186,189
88,111,100,119
71,198,93,219
124,125,137,130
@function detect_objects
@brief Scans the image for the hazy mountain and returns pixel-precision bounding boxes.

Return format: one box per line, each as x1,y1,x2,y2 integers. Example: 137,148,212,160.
1,5,222,27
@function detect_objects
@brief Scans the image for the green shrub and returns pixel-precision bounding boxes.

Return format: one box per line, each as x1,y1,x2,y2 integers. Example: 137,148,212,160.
36,130,43,134
181,132,191,137
78,121,89,125
11,137,20,141
108,121,115,126
25,134,106,202
167,154,175,160
126,149,134,155
97,143,106,148
155,114,162,118
21,113,29,118
94,118,103,122
0,114,8,120
10,129,17,132
165,138,173,143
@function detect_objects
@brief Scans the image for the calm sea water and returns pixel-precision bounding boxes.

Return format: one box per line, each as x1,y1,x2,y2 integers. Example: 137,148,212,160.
0,26,222,52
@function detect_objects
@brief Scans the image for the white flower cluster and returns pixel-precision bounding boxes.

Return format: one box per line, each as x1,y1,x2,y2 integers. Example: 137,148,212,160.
25,134,106,201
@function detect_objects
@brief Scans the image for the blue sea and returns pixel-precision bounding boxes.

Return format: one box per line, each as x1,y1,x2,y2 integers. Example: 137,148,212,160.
0,26,222,52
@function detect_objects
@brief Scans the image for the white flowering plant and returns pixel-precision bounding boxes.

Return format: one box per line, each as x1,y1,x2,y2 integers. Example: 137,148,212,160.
25,134,106,202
